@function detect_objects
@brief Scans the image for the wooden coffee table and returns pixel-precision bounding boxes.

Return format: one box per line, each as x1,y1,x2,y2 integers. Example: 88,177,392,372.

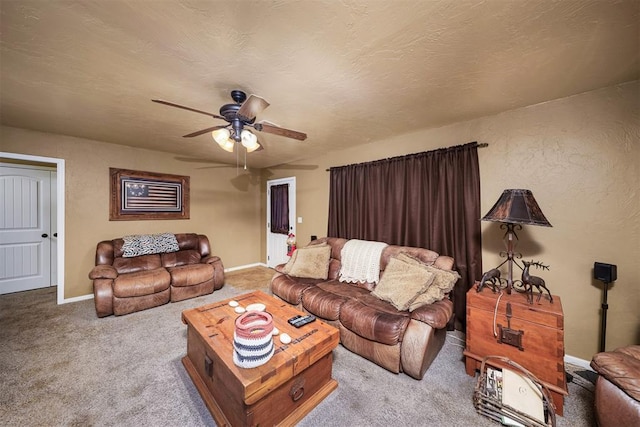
181,290,340,426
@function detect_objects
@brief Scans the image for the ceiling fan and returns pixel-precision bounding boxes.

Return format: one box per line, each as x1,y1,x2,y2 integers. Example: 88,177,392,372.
152,90,307,153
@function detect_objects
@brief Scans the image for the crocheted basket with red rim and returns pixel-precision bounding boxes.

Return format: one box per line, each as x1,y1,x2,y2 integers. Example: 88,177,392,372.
233,311,275,368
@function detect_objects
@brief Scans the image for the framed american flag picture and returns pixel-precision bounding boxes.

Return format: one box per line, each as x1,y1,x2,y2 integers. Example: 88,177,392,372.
109,168,190,220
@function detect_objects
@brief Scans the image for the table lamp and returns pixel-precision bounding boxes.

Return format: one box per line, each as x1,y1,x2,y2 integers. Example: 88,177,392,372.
481,189,552,293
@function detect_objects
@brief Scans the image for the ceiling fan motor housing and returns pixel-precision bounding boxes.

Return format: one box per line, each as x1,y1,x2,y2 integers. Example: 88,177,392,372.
230,89,247,104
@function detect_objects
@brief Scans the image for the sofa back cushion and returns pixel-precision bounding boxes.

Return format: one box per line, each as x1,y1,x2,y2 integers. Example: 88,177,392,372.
113,254,162,274
161,249,202,268
380,246,440,270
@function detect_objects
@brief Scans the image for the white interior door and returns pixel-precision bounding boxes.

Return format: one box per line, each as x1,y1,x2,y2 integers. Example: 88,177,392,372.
0,166,52,294
266,177,296,268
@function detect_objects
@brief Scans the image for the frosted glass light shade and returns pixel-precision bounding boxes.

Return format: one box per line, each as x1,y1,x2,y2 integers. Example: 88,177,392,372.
218,139,235,152
212,128,235,152
241,130,260,152
212,128,230,144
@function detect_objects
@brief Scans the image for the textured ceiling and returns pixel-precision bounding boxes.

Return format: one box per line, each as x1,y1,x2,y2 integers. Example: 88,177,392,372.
1,0,638,168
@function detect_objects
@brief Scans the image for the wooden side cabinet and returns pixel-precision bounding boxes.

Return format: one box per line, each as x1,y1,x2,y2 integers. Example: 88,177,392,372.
463,282,568,415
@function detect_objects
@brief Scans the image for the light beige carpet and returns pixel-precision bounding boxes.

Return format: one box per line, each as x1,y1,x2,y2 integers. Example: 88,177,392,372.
224,265,276,291
0,285,594,427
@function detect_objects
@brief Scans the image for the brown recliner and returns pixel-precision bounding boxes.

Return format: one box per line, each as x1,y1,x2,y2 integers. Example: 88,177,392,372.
590,345,640,427
89,233,224,317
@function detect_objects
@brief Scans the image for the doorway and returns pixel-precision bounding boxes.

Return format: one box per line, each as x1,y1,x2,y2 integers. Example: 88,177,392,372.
266,177,296,268
0,153,65,304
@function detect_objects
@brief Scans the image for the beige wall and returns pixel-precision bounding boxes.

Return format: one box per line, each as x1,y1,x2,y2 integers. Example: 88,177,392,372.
2,81,637,360
1,127,264,299
265,81,640,360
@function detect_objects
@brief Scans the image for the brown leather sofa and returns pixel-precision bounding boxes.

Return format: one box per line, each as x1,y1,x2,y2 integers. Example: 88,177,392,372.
270,237,457,379
89,233,224,317
590,345,640,426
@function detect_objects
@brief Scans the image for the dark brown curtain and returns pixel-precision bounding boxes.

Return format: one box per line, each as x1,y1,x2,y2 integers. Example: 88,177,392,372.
328,142,482,329
270,184,290,235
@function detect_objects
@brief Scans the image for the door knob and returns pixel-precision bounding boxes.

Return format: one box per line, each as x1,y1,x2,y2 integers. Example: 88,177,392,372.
42,233,48,238
53,233,58,237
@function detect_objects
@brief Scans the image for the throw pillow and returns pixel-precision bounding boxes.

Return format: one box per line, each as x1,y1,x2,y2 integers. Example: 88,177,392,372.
408,263,461,311
281,243,331,280
122,233,179,258
371,255,436,311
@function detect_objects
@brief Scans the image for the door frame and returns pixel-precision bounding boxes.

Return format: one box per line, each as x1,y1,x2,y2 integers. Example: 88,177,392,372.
1,152,66,304
266,177,296,268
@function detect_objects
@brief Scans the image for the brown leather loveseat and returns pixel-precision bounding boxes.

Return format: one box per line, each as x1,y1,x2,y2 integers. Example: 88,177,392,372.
590,345,640,426
270,237,458,380
89,233,224,317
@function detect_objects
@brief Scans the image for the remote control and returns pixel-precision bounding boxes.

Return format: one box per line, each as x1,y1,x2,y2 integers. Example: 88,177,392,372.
287,315,303,325
292,314,316,328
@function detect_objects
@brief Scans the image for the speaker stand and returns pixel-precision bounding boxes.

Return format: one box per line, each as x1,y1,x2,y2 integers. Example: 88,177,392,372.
599,280,610,353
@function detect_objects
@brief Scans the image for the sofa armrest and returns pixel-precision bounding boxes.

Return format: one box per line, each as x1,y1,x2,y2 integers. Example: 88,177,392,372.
410,298,453,329
591,346,640,401
201,255,225,290
88,265,118,280
201,255,220,265
93,279,114,317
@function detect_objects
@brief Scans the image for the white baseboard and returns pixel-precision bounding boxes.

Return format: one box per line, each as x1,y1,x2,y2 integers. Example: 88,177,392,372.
565,354,594,371
224,263,268,272
62,293,94,304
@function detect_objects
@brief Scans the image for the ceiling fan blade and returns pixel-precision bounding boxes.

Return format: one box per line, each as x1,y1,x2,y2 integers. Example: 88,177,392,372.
255,122,307,141
152,99,226,120
183,125,228,138
237,94,270,121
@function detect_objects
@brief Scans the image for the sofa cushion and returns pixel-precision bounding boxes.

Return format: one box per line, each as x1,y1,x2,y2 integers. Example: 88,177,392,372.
300,280,370,320
371,255,436,311
270,274,320,305
282,243,331,279
162,249,201,267
168,263,214,287
113,268,171,298
339,298,410,346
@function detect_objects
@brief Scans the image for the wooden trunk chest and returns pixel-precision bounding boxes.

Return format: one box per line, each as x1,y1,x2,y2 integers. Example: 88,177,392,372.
464,283,568,415
181,290,340,427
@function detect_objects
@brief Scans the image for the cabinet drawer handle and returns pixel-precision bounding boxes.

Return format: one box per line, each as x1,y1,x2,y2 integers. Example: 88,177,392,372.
289,378,305,402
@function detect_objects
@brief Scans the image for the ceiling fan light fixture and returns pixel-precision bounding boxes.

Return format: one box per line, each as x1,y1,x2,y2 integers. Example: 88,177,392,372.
241,130,260,152
219,139,235,153
212,128,230,144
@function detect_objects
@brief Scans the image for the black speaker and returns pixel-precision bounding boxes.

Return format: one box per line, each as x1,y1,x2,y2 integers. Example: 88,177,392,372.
594,262,617,283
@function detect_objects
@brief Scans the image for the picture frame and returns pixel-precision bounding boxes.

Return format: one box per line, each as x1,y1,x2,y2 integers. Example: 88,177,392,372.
109,168,190,220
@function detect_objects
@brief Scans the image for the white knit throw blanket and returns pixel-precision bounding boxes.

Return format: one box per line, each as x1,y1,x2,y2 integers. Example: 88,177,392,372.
339,239,388,284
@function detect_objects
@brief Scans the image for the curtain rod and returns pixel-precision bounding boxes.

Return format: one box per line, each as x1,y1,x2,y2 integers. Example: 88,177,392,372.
326,142,488,171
